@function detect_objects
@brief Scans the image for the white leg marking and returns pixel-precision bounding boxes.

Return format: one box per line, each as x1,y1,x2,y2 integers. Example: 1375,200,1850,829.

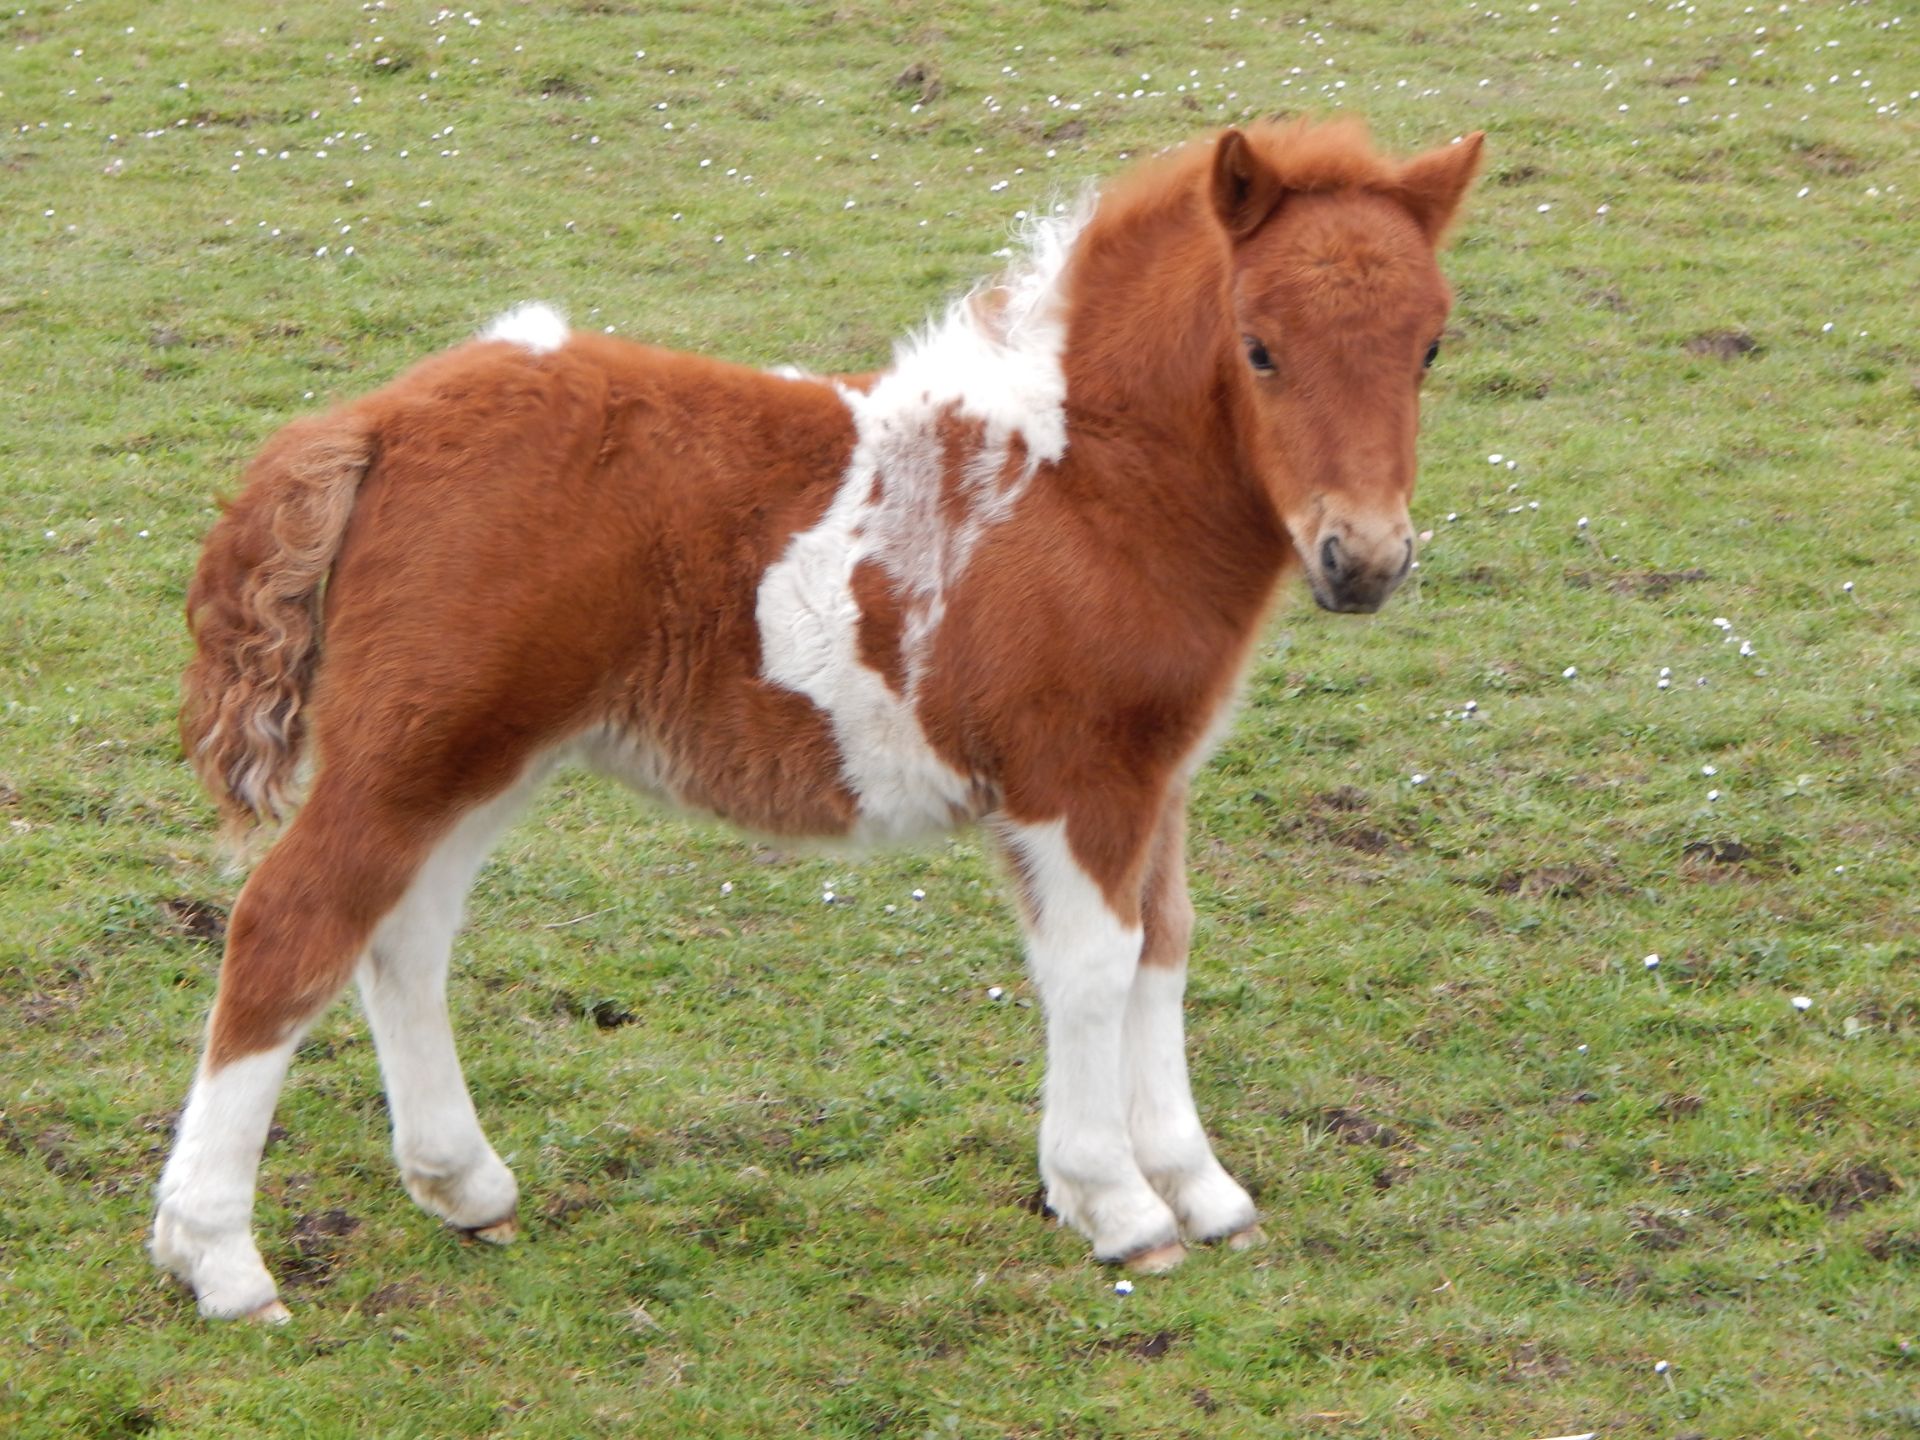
151,1040,302,1319
1124,964,1258,1242
1004,819,1180,1262
358,782,535,1230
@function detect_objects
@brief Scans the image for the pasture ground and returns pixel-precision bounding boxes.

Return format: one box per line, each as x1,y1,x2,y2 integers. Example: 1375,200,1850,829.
2,1,1916,1436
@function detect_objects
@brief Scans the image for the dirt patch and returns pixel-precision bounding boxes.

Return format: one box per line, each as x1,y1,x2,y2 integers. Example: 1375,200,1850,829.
1311,1107,1401,1148
1797,1162,1899,1217
1372,1161,1415,1191
1796,141,1864,176
1498,1340,1572,1382
1679,838,1795,881
1492,864,1603,899
1314,785,1368,813
282,1208,361,1288
1084,1329,1178,1361
528,72,591,98
1628,1206,1691,1251
542,1183,605,1223
1863,1228,1920,1263
892,61,942,104
159,897,227,944
1610,567,1710,598
362,1281,418,1314
1685,329,1760,360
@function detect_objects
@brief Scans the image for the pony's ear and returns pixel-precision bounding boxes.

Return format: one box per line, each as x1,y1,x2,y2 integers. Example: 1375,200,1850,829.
1395,132,1487,241
1210,129,1285,241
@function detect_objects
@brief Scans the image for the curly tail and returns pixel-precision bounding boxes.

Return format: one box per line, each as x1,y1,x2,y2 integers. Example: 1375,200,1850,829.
181,413,377,840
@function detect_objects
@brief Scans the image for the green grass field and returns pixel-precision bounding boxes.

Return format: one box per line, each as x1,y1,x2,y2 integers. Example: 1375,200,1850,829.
3,1,1916,1435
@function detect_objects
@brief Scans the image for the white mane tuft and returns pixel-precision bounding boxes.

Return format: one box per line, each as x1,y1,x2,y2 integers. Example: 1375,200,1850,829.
480,302,570,355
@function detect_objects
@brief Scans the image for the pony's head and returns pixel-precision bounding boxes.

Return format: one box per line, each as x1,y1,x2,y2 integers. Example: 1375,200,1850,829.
1210,121,1484,613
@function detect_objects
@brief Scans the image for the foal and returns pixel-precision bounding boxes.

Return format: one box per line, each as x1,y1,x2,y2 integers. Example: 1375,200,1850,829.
152,118,1484,1319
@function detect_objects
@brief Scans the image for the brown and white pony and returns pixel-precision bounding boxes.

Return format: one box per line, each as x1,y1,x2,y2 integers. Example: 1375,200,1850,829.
151,118,1484,1319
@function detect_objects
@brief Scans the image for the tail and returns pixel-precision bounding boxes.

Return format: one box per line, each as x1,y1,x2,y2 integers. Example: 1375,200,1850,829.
181,412,377,841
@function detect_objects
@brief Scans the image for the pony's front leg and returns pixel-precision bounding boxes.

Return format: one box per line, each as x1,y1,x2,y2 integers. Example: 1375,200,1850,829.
1002,819,1184,1271
1125,794,1259,1247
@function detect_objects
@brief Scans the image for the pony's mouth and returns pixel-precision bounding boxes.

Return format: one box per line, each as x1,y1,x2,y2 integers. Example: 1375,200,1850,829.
1311,583,1390,615
1305,533,1414,614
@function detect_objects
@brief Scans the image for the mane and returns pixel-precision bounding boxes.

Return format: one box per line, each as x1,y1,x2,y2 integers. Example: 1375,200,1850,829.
1082,115,1400,245
862,119,1403,460
874,199,1094,464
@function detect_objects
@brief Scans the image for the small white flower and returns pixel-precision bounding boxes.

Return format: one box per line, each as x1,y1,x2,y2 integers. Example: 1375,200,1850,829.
1842,580,1854,593
987,986,1005,1001
1792,995,1812,1011
911,888,926,901
1563,666,1578,679
1654,1359,1671,1374
1644,954,1661,969
1701,765,1717,776
1489,453,1504,464
1410,773,1428,785
1707,789,1720,801
1113,1279,1134,1296
822,890,835,904
1577,516,1589,528
720,881,733,895
1713,617,1732,630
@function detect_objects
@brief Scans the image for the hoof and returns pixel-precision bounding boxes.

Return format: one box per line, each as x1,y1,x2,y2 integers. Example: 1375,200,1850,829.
1225,1224,1265,1252
247,1300,293,1326
1123,1240,1188,1275
464,1216,518,1245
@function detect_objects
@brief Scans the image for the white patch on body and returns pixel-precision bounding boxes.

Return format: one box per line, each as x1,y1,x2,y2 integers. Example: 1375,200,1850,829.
479,301,569,354
1000,817,1179,1260
755,207,1089,841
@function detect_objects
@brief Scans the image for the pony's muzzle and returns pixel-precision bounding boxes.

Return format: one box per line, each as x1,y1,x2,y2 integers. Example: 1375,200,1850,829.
1308,524,1414,614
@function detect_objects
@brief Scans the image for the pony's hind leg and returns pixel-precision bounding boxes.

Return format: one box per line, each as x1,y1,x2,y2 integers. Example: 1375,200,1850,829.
151,784,434,1320
356,776,543,1241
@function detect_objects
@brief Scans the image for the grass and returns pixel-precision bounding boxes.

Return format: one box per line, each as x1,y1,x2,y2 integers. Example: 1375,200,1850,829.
2,0,1917,1435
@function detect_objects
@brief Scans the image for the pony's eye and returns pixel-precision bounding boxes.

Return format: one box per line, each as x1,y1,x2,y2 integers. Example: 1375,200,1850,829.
1423,339,1441,369
1244,336,1276,375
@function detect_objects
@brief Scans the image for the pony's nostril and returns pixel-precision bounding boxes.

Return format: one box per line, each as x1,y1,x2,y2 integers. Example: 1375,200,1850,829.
1320,535,1344,578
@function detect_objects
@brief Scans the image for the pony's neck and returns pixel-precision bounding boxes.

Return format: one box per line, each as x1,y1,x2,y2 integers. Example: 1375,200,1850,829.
1057,178,1290,606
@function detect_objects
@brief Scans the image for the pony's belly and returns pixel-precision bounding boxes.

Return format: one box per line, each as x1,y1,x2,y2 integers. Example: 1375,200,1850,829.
573,710,982,847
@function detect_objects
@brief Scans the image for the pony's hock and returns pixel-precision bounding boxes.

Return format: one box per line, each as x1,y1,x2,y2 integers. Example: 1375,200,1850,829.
151,118,1484,1319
